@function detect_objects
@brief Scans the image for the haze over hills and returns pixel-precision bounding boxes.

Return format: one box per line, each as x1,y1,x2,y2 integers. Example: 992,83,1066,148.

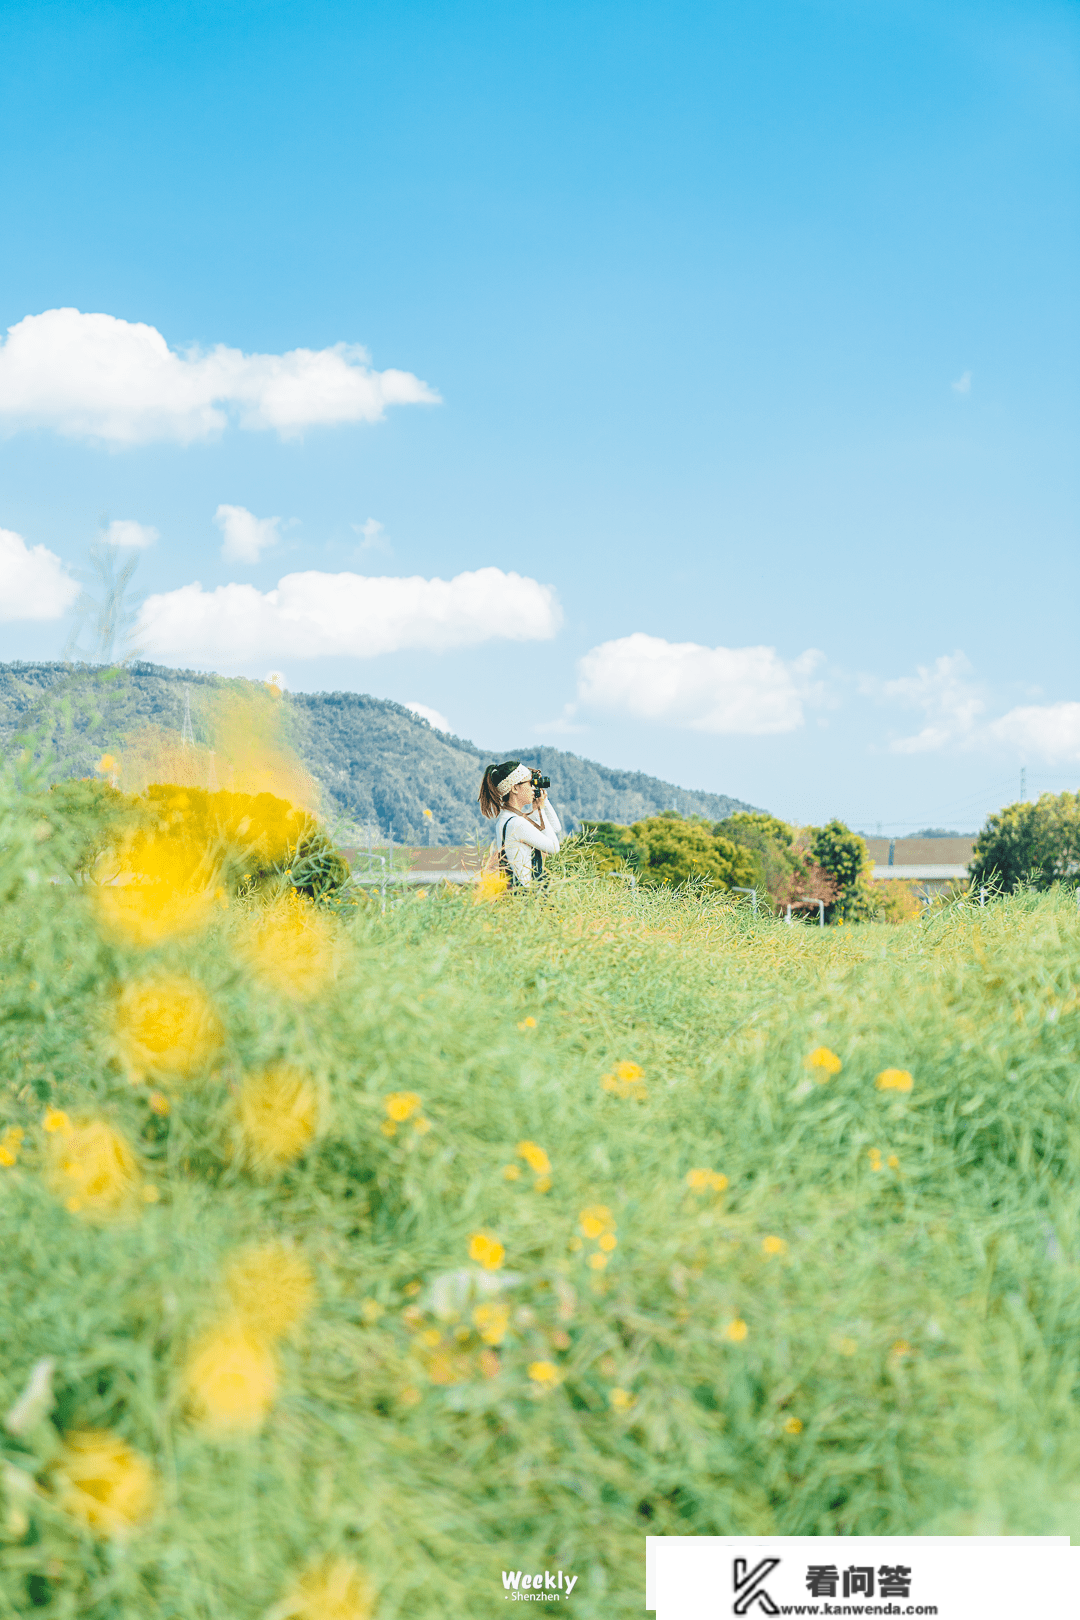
0,662,758,844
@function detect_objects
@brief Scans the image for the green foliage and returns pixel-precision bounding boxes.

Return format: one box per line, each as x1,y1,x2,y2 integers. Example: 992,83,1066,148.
10,770,1080,1615
626,812,757,890
970,791,1080,893
809,819,873,922
716,811,803,905
45,779,146,881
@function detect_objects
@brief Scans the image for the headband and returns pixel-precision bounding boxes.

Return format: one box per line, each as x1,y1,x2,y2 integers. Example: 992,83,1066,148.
496,764,531,795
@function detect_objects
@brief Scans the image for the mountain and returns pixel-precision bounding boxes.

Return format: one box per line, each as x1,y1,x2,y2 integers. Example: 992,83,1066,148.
0,661,759,843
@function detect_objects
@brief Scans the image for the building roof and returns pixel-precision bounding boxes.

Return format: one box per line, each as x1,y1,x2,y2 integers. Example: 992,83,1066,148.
871,864,969,881
863,837,974,868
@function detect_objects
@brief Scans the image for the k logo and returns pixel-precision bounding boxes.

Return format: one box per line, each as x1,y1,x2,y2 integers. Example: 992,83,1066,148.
732,1557,781,1615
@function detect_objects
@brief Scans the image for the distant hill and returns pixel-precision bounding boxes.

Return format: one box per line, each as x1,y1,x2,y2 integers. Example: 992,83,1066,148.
0,661,759,844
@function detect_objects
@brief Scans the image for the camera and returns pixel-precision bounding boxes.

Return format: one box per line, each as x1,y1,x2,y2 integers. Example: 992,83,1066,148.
530,769,551,795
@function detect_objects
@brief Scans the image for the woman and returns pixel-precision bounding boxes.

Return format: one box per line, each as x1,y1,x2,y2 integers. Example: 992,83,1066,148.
478,761,562,887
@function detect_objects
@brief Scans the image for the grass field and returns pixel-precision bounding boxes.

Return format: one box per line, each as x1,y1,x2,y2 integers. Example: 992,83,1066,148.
3,773,1080,1618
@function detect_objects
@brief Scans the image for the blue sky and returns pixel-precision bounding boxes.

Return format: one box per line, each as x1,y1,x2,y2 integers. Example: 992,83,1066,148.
1,0,1077,831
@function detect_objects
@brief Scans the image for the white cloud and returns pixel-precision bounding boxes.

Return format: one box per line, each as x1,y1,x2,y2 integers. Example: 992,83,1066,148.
215,504,280,564
353,517,392,555
0,308,440,445
575,632,821,735
0,527,79,621
877,652,984,753
406,701,452,733
136,566,562,665
952,371,972,394
989,703,1080,763
105,518,157,549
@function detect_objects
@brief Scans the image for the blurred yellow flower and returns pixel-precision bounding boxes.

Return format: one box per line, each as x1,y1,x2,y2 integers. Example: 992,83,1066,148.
868,1148,883,1171
891,1339,912,1358
805,1045,842,1078
723,1319,748,1343
95,754,117,774
887,1153,900,1169
116,975,223,1086
762,1235,787,1257
609,1387,634,1410
601,1060,647,1100
148,1091,170,1116
517,1015,537,1030
783,1415,803,1435
422,808,434,819
277,1557,375,1620
0,1125,24,1167
413,1115,432,1135
479,1348,501,1379
472,1301,510,1345
468,1233,505,1270
96,837,217,945
473,871,508,903
502,1163,521,1180
47,1118,141,1219
224,1243,314,1343
245,892,338,1001
43,1108,69,1133
876,1068,914,1092
587,1252,608,1271
54,1430,155,1536
186,1326,278,1433
534,1174,552,1193
598,1232,617,1252
837,1336,858,1357
579,1205,615,1239
528,1360,560,1386
686,1168,728,1192
517,1140,550,1174
236,1066,318,1172
615,1060,643,1082
384,1091,422,1123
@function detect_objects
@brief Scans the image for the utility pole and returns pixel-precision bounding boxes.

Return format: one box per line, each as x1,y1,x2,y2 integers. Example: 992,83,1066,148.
1020,767,1026,803
181,685,195,747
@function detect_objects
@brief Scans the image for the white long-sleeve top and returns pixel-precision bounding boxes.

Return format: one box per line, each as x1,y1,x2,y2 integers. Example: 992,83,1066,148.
494,802,563,885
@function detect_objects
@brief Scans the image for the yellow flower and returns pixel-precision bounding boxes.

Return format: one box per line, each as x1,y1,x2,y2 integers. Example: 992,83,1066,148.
534,1174,552,1193
468,1232,505,1270
54,1430,155,1536
876,1068,914,1092
887,1153,900,1169
805,1045,842,1078
837,1336,858,1357
43,1107,70,1133
148,1091,170,1116
609,1387,634,1410
95,836,217,945
868,1148,883,1171
472,1301,510,1345
517,1140,550,1174
891,1339,913,1358
517,1015,537,1030
686,1167,727,1191
502,1163,521,1180
723,1318,748,1343
0,1145,14,1169
380,1120,397,1137
413,1115,432,1135
116,975,223,1086
473,871,508,903
0,1125,24,1167
422,808,434,819
479,1348,500,1379
762,1235,787,1257
579,1204,615,1239
47,1118,141,1219
528,1360,560,1386
598,1232,617,1252
783,1415,803,1435
244,891,338,1001
185,1326,278,1433
588,1252,608,1270
95,754,117,774
384,1091,422,1123
276,1557,375,1620
224,1243,314,1343
601,1060,647,1100
614,1060,643,1082
236,1066,317,1172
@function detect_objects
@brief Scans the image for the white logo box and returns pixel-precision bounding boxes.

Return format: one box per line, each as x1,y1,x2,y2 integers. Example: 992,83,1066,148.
647,1536,1080,1619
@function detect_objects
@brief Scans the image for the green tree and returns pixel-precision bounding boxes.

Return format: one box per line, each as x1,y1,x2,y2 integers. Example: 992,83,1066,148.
970,792,1080,893
629,812,757,891
809,819,872,922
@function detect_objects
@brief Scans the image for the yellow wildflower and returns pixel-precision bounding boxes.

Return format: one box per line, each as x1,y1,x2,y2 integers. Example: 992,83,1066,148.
422,808,433,819
528,1360,560,1386
783,1415,803,1435
601,1058,647,1100
47,1118,141,1218
891,1339,913,1358
517,1140,550,1174
762,1236,787,1257
479,1348,500,1379
236,1066,317,1172
837,1336,858,1356
380,1120,397,1137
0,1126,23,1167
96,836,217,945
588,1252,608,1270
276,1557,375,1620
868,1148,883,1171
148,1091,170,1116
244,891,338,1001
474,871,508,903
876,1068,914,1093
384,1091,422,1123
614,1060,643,1082
517,1015,537,1030
723,1318,748,1343
503,1163,521,1180
224,1243,314,1343
95,754,117,774
579,1204,615,1239
472,1301,510,1346
609,1387,634,1410
185,1326,278,1433
413,1115,432,1135
468,1233,505,1270
116,975,223,1086
534,1174,552,1193
887,1153,900,1169
54,1431,155,1536
805,1045,842,1078
43,1107,70,1133
598,1232,617,1252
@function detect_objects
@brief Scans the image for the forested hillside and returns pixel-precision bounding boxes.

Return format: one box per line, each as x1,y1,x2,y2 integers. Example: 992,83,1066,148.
0,662,756,844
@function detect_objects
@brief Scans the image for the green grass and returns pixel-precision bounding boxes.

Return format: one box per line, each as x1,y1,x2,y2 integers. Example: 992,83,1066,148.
3,777,1080,1618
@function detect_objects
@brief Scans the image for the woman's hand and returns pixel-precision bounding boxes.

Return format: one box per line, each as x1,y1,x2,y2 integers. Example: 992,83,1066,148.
533,788,547,808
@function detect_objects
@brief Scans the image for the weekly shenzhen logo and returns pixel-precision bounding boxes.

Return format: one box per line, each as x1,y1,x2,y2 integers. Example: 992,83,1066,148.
646,1537,1080,1619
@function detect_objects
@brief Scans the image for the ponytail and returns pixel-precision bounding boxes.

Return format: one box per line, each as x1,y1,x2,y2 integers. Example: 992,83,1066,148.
478,760,521,819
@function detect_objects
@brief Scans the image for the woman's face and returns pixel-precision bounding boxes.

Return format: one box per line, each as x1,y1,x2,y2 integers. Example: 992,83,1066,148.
507,779,534,811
